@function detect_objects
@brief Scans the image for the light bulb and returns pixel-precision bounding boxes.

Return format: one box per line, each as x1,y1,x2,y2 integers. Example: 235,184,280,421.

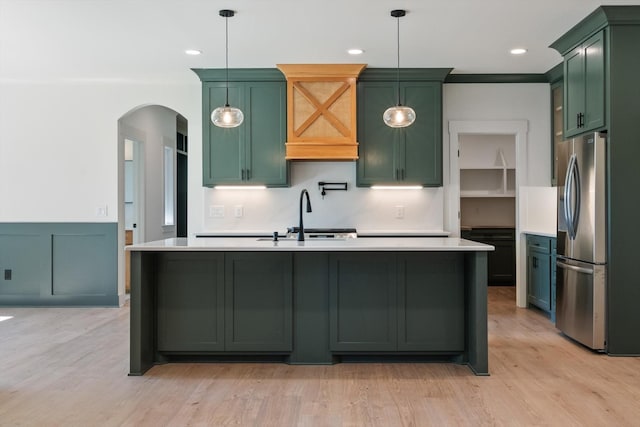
383,106,416,128
211,105,244,128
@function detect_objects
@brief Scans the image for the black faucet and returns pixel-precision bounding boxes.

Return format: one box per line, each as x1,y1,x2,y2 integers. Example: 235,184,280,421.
298,189,312,241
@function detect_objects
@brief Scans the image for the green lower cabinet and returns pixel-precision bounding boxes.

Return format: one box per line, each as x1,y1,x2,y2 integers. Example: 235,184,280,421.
526,235,556,316
329,253,397,351
225,252,293,351
157,253,225,351
330,252,465,352
397,253,465,351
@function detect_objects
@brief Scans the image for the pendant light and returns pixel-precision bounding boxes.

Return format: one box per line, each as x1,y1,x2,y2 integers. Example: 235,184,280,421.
383,9,416,128
211,9,244,128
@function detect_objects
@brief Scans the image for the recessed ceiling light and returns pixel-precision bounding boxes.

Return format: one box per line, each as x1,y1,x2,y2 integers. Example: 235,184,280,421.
185,49,202,56
510,48,527,55
347,48,364,55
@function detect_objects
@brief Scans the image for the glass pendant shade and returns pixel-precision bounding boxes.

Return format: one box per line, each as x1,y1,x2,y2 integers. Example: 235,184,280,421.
211,105,244,128
383,105,416,128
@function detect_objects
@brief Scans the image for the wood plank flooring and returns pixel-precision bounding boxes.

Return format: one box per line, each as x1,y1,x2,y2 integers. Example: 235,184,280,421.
1,287,639,426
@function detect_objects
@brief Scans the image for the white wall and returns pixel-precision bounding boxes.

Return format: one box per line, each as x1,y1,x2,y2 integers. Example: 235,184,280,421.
443,83,551,188
0,80,550,233
0,81,201,222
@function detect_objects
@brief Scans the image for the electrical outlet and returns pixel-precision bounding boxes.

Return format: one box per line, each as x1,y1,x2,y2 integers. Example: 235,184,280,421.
234,205,243,218
210,205,225,218
395,205,405,219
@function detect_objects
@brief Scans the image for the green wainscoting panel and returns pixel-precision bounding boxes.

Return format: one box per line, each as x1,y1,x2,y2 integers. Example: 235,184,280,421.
0,233,48,295
397,253,465,352
225,252,293,352
52,233,113,296
157,252,225,352
329,253,397,351
0,223,118,306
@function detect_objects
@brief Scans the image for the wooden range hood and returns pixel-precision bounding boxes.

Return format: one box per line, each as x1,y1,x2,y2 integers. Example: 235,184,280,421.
276,64,366,160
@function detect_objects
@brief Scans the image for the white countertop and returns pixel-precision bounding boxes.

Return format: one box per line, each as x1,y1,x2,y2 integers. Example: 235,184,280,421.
195,229,450,238
127,237,493,252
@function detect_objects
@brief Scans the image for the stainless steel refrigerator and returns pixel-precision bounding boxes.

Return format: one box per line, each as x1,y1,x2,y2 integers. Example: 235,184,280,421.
556,132,606,351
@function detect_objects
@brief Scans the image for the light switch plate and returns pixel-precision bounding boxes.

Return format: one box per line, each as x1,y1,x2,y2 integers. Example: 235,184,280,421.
96,205,108,217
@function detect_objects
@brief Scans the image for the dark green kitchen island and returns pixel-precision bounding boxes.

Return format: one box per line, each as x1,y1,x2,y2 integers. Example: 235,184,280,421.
127,237,492,376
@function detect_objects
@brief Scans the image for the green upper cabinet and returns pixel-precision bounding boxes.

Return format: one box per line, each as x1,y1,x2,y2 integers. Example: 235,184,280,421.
194,69,289,187
562,30,605,137
356,69,450,187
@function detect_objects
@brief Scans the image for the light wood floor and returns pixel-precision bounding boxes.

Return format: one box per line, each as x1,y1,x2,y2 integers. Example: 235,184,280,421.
1,287,639,426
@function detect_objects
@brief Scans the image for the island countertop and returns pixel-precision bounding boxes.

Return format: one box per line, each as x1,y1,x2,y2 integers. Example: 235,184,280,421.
128,235,491,376
126,236,494,252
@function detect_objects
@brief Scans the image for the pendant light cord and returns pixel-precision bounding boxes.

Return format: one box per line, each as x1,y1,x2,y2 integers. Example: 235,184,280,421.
396,14,401,106
225,14,229,107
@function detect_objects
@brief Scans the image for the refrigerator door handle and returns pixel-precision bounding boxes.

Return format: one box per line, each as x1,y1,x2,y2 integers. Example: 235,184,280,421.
564,154,577,239
571,155,581,237
556,260,594,275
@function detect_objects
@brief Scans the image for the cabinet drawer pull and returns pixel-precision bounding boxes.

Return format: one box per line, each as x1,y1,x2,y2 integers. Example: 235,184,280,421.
241,169,246,180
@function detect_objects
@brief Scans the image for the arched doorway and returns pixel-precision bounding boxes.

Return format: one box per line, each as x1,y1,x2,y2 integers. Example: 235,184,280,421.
117,105,188,295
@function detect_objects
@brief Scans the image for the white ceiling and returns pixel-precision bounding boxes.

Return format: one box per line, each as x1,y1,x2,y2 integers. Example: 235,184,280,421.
1,0,638,84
